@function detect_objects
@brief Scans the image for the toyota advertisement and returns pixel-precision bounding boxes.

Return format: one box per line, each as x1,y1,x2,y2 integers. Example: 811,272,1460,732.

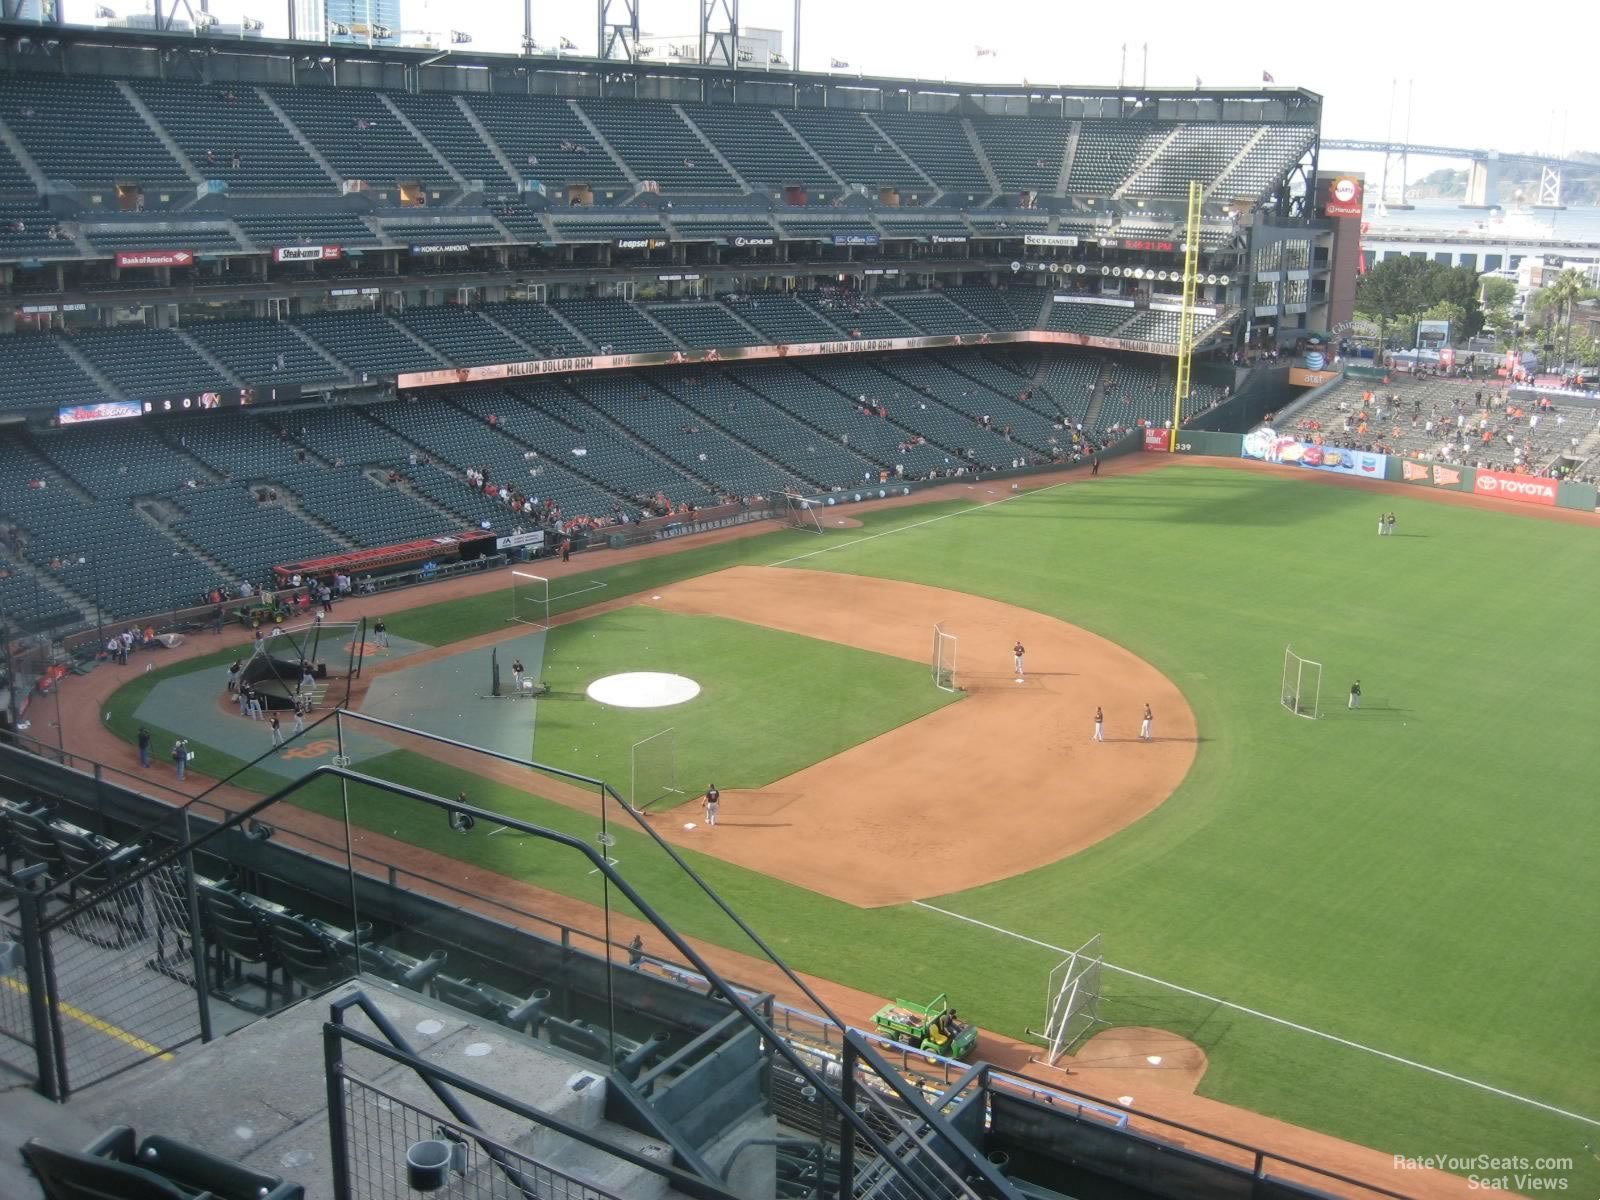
1241,427,1387,479
1472,469,1556,507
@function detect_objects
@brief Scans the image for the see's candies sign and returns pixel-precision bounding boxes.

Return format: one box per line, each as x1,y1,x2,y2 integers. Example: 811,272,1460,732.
1324,176,1363,218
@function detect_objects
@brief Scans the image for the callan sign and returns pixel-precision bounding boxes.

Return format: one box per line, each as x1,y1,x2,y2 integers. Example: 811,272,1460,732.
1325,176,1363,218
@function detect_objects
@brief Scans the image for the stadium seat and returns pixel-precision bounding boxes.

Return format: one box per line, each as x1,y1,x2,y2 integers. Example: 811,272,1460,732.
22,1125,305,1200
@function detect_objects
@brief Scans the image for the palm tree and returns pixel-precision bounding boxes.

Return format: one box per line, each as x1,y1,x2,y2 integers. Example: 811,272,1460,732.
1533,268,1592,370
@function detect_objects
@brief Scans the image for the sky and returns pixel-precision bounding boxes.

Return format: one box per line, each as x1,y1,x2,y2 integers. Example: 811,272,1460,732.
59,0,1596,162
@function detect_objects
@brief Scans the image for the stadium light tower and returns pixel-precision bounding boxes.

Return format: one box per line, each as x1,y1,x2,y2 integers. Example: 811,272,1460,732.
598,0,639,60
700,0,737,68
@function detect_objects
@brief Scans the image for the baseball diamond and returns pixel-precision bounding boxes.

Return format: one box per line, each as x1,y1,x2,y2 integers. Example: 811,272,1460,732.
71,456,1599,1200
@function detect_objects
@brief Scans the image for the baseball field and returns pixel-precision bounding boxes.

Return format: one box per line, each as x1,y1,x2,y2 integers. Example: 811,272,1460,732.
100,461,1600,1194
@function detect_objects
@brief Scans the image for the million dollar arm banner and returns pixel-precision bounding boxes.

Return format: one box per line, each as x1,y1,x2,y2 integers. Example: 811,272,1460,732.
397,328,1187,389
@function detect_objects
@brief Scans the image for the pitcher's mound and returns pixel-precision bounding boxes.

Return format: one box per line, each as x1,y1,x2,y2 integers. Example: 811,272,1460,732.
1065,1026,1207,1094
587,672,701,708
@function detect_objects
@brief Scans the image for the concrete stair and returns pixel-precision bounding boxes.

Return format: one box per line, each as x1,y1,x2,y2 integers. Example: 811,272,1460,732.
567,100,639,187
455,95,523,188
173,328,245,388
771,111,848,191
255,87,343,186
672,104,751,193
962,118,1003,197
55,339,125,402
377,93,470,191
116,81,204,185
0,113,50,190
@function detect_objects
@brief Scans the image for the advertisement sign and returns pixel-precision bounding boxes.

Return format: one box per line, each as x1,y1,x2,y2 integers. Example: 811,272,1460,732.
494,530,547,551
410,243,470,254
1241,427,1387,479
930,234,969,244
273,245,343,262
1142,427,1169,452
615,237,663,250
1024,234,1079,248
116,249,195,269
1472,469,1556,506
1324,176,1364,218
58,401,143,424
1288,367,1339,387
1416,320,1451,351
831,232,880,247
731,235,774,247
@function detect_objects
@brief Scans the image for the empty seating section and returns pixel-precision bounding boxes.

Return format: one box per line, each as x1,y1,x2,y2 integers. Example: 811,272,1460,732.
874,356,1056,452
72,327,230,396
232,211,382,249
1214,125,1315,200
0,138,31,189
173,484,344,580
782,110,926,189
0,76,188,189
966,212,1047,233
1067,122,1171,194
549,217,665,243
735,363,948,476
683,104,834,191
128,80,330,191
877,217,972,238
84,224,243,253
806,360,1020,466
367,397,621,521
941,286,1026,331
554,299,674,353
275,407,409,469
1102,359,1181,428
656,371,872,487
991,286,1050,328
293,311,442,375
723,294,841,343
773,211,855,240
265,86,450,186
398,306,529,365
648,301,755,348
462,95,629,192
1118,310,1181,343
871,112,990,194
482,301,586,355
1035,355,1103,422
160,413,305,479
488,203,545,242
185,319,344,387
578,99,740,193
881,293,988,335
455,382,705,506
1049,300,1135,336
0,201,67,258
379,218,498,246
800,290,920,338
283,465,459,544
972,117,1068,193
0,336,105,411
1,437,217,618
1127,125,1257,198
569,373,800,497
384,93,514,191
37,422,206,500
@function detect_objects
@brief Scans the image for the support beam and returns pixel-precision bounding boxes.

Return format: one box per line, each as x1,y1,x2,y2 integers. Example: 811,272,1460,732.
792,0,801,72
1534,164,1564,210
598,0,638,61
700,0,738,68
1462,152,1499,210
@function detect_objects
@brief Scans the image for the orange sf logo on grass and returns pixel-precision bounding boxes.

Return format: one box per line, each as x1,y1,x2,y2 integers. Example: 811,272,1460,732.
281,739,339,760
344,639,389,657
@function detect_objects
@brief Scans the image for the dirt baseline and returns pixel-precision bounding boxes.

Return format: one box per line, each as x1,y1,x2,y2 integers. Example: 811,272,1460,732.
640,566,1197,906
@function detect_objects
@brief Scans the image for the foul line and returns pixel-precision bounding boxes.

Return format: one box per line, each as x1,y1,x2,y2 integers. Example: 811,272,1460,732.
0,975,175,1063
768,481,1069,568
911,901,1600,1129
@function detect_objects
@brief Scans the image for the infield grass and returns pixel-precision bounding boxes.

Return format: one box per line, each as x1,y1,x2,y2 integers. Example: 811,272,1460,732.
98,466,1600,1190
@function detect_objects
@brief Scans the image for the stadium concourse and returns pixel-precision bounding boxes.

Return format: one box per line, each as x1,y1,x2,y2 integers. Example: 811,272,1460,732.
34,455,1521,1200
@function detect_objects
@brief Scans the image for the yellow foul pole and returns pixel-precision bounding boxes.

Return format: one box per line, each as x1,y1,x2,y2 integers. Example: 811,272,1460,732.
1170,179,1202,451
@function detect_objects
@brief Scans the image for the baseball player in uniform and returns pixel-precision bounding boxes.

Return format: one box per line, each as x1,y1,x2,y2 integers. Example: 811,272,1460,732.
512,658,525,691
373,618,389,648
1013,641,1025,678
703,784,720,827
1140,703,1153,740
1349,679,1361,709
1093,706,1104,742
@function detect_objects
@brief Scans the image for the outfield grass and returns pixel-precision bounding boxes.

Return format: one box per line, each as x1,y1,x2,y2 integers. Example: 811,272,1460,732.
531,607,959,798
96,469,1600,1189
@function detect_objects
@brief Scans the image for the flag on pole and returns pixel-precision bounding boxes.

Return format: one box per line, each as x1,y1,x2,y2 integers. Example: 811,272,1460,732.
1195,75,1203,87
1262,70,1275,83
